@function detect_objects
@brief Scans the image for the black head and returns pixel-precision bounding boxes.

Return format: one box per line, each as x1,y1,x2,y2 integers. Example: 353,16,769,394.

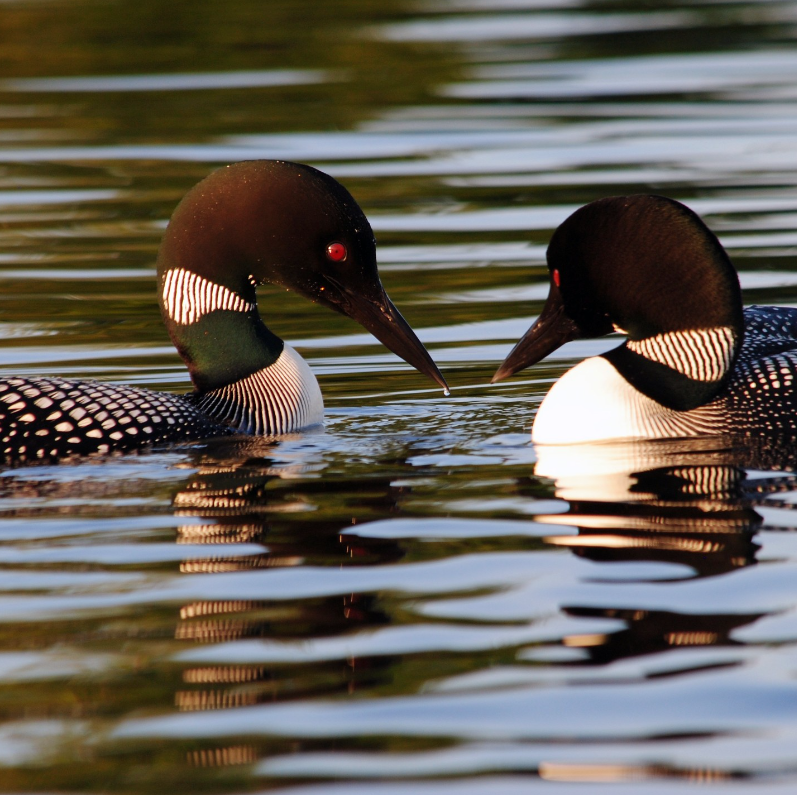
159,161,385,303
493,195,744,384
157,161,447,392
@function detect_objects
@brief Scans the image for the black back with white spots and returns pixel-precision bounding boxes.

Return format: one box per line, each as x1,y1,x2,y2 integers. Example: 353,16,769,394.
722,306,797,438
0,377,234,463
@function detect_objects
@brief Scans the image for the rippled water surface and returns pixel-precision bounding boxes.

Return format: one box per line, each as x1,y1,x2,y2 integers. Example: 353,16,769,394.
5,0,797,792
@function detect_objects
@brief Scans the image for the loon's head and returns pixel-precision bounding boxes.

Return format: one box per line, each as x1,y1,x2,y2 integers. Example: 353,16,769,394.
157,160,447,394
492,195,745,410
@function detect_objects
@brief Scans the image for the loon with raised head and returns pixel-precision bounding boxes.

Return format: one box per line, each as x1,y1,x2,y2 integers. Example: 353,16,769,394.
492,194,797,444
0,160,447,463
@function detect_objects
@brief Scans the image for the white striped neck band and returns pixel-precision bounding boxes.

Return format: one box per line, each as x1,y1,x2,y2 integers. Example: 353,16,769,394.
626,326,737,382
162,268,255,326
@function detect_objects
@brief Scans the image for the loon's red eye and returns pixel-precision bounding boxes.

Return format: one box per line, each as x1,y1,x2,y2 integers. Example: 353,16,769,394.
552,268,561,287
326,242,347,262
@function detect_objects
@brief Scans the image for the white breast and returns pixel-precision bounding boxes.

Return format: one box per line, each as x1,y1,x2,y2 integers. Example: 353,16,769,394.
531,356,723,444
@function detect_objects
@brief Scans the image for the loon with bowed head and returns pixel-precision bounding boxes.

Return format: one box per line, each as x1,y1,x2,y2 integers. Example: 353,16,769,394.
492,194,797,444
0,160,448,463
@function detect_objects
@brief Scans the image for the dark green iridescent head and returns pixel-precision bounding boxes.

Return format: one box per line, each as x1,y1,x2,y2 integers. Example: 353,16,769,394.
156,160,447,394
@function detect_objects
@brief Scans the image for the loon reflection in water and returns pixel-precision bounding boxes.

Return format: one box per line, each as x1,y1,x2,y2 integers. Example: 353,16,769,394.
0,431,792,761
527,437,778,664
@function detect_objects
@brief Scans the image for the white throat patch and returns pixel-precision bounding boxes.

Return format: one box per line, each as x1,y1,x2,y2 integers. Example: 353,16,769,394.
162,268,255,326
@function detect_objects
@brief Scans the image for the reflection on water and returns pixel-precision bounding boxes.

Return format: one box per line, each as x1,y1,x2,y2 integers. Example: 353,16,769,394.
3,0,797,791
535,440,765,666
0,429,779,789
1,69,329,93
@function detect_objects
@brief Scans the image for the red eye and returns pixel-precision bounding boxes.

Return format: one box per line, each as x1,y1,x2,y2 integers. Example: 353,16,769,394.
552,268,561,287
326,242,347,262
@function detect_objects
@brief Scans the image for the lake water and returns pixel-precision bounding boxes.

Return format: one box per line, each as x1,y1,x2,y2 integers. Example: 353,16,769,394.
3,0,797,792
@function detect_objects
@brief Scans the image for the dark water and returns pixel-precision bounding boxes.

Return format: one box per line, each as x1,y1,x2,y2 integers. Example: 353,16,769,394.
3,0,797,792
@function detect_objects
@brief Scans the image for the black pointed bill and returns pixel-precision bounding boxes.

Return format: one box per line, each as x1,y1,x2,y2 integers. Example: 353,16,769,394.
323,280,448,393
492,281,581,383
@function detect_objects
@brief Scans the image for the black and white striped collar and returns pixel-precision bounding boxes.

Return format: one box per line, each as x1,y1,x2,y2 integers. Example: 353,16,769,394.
196,344,323,436
626,327,737,383
603,326,740,412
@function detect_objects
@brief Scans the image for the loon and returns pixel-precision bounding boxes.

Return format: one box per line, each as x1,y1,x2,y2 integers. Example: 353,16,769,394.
0,160,447,463
492,194,797,445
